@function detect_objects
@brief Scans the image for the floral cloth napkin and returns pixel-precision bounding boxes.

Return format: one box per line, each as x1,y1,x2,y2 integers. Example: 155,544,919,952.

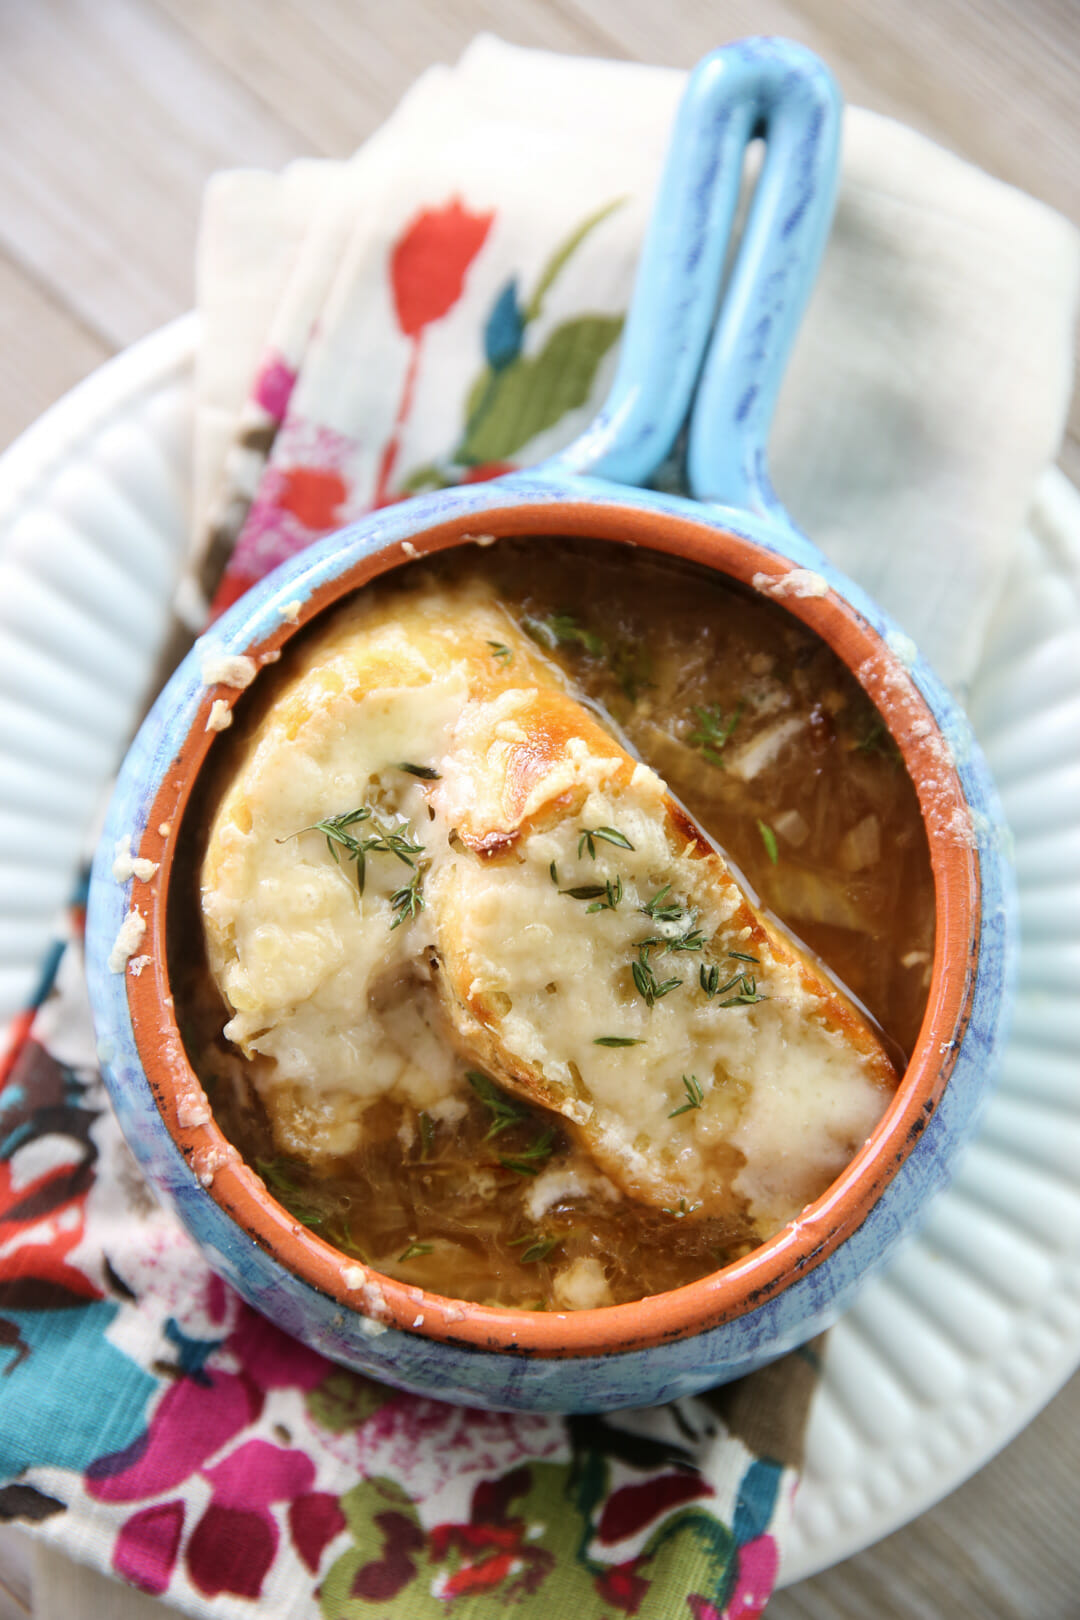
1,32,1077,1620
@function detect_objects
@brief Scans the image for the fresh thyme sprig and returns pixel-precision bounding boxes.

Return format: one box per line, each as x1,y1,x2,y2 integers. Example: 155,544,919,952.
523,611,605,658
578,826,634,859
631,946,683,1007
661,1197,701,1218
688,701,743,766
699,957,767,1007
283,807,372,864
368,820,425,868
389,865,427,930
256,1158,327,1229
588,876,623,914
668,1074,704,1117
500,1130,556,1176
717,977,767,1007
510,1233,561,1263
639,884,683,922
282,806,423,895
466,1070,529,1139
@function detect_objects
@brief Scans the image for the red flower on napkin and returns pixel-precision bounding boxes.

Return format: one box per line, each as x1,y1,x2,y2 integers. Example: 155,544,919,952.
374,198,494,507
391,199,494,337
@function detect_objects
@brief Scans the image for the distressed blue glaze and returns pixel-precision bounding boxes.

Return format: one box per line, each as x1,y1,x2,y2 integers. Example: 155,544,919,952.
85,40,1017,1413
550,36,840,522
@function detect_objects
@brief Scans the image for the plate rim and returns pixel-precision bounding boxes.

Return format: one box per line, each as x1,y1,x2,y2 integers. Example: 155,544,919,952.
2,315,1078,1590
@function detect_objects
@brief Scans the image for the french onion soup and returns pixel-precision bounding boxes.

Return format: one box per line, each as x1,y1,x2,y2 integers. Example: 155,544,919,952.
173,539,934,1311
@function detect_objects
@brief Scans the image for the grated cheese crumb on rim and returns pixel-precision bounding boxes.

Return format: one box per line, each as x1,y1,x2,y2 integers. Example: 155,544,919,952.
199,648,257,689
205,699,233,733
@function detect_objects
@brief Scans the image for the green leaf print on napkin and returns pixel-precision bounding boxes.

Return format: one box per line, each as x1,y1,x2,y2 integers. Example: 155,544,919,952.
399,198,625,493
460,313,624,463
305,1368,391,1433
318,1460,737,1616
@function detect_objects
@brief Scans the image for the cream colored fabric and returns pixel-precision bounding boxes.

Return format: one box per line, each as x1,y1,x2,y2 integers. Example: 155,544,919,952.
194,34,1078,692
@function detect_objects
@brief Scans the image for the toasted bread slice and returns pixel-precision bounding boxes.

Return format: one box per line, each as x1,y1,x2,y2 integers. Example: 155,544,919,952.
201,576,897,1233
429,675,898,1236
199,578,583,1158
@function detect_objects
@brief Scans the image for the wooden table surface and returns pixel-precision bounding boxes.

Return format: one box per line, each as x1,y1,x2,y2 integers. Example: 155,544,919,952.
0,3,1076,1617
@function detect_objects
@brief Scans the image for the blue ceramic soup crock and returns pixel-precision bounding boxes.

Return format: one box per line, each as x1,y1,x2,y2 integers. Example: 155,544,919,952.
86,38,1016,1413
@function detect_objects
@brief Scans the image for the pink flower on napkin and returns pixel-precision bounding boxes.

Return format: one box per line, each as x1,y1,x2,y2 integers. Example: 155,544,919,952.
252,355,297,422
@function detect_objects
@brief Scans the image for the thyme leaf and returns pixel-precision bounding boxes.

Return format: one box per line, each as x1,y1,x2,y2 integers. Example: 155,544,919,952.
280,807,372,865
562,877,623,911
668,1073,704,1117
367,819,424,869
398,1242,434,1261
282,806,424,896
631,946,683,1007
549,861,559,886
510,1233,561,1263
719,987,767,1007
661,1197,701,1218
466,1070,529,1139
586,876,623,914
855,714,901,762
688,702,743,766
639,884,683,922
700,961,768,1006
389,865,427,930
523,612,605,658
611,642,654,703
486,640,513,664
396,762,441,779
593,1036,643,1048
499,1130,556,1176
578,825,634,859
728,950,760,964
757,819,779,865
255,1158,326,1228
418,1111,435,1161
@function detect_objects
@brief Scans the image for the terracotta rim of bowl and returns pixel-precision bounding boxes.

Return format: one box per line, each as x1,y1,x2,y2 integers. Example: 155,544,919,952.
126,498,981,1358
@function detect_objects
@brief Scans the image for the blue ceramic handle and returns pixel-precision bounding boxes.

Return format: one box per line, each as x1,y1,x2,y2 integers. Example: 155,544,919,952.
550,38,841,517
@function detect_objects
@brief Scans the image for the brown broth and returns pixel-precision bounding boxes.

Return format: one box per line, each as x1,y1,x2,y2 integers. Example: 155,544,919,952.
173,537,935,1310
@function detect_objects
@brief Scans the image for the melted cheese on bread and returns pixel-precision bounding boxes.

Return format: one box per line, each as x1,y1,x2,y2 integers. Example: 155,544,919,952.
201,578,897,1235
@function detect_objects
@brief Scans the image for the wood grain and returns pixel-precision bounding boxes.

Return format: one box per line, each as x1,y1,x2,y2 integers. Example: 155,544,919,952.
152,0,615,156
0,249,111,450
0,0,305,349
772,1371,1080,1620
0,1530,31,1619
0,3,1076,1616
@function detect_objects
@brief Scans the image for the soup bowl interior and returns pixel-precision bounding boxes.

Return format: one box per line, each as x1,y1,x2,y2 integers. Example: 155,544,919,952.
86,485,1007,1397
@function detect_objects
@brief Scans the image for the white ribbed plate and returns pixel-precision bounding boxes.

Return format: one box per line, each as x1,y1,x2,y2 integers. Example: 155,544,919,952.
0,319,1077,1582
